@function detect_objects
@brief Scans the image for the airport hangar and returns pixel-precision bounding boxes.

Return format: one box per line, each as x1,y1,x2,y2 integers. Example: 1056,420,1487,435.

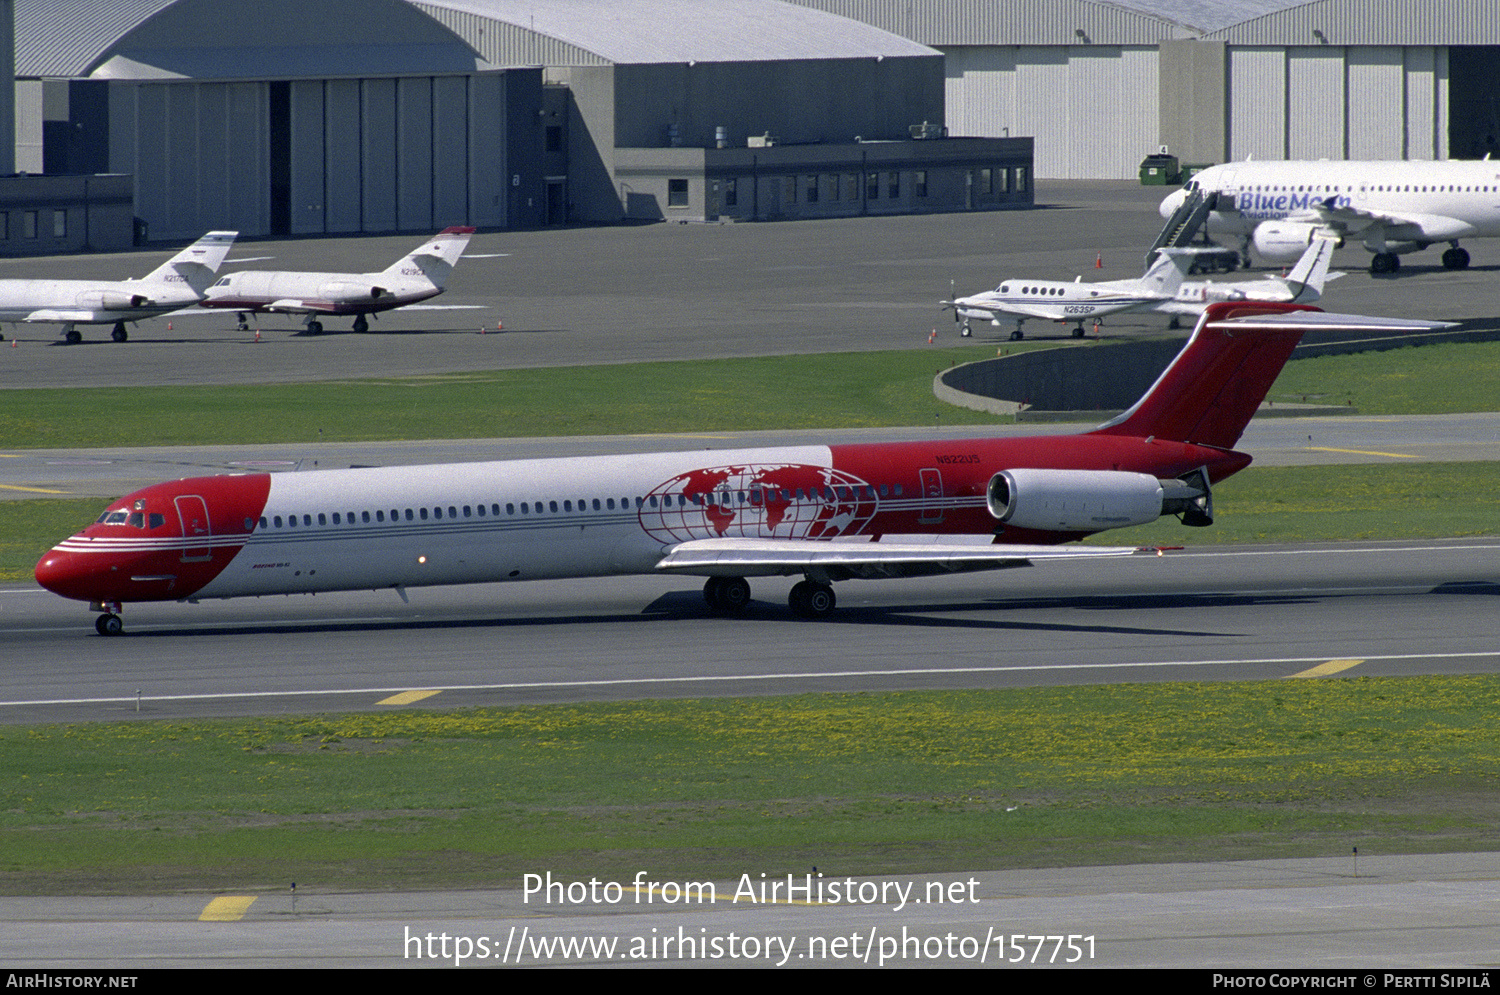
2,0,1028,256
787,0,1500,179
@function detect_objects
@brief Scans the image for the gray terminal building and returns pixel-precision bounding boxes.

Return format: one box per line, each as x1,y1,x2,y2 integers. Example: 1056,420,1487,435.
2,0,1495,254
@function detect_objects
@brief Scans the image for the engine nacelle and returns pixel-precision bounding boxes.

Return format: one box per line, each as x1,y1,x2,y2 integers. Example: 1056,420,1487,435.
987,469,1166,532
317,281,387,302
1252,221,1341,262
76,290,149,310
987,468,1214,533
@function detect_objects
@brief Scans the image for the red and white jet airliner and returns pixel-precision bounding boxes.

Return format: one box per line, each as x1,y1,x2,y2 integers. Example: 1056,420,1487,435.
35,303,1441,635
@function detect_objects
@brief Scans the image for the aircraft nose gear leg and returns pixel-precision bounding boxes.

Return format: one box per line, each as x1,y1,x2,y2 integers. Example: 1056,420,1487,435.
788,579,836,619
703,576,751,613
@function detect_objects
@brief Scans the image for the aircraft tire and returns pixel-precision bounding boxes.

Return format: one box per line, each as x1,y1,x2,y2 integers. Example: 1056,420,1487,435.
1010,329,1025,341
307,320,323,335
65,329,82,344
95,613,123,637
111,324,128,343
789,580,835,619
704,576,751,613
1370,253,1400,275
353,315,369,333
1443,247,1470,270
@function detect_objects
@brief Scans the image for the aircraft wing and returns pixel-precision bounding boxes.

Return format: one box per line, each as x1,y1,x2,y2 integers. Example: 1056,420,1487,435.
22,309,107,322
947,298,1065,320
655,536,1142,581
263,298,341,314
1291,201,1475,241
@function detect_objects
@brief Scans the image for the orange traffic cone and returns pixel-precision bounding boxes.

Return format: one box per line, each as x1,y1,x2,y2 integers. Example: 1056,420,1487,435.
1095,254,1103,268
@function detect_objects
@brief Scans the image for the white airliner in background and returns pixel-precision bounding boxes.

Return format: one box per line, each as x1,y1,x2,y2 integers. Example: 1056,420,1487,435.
945,250,1195,339
200,226,475,333
1159,236,1340,327
1160,159,1500,273
0,231,237,343
35,302,1449,636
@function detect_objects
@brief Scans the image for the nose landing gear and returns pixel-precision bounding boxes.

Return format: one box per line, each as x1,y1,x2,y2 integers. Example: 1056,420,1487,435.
91,601,124,636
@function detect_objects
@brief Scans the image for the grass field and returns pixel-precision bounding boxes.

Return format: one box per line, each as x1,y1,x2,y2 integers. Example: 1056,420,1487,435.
3,338,1497,893
2,678,1498,894
1,339,1497,450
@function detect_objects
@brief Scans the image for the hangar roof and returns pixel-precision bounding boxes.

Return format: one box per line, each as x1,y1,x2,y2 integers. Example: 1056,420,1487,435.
785,0,1499,46
16,0,489,79
413,0,938,67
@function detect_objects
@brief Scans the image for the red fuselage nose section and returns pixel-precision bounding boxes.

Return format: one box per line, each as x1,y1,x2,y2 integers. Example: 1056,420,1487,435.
34,475,272,604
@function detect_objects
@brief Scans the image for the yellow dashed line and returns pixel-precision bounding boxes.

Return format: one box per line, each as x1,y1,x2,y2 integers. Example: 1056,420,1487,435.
200,896,256,921
0,484,70,494
1304,447,1417,459
378,689,441,705
1288,659,1365,679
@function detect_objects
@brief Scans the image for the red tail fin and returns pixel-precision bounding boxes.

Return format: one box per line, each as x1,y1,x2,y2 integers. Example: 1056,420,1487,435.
1091,302,1316,449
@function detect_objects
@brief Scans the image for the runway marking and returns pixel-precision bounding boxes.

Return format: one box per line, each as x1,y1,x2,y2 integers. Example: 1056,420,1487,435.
200,896,256,921
378,690,441,705
3,651,1499,709
1288,659,1365,679
1304,446,1418,459
0,483,69,494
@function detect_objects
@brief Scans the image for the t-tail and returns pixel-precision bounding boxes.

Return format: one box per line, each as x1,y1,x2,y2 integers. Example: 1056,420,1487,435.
1092,302,1451,451
1280,236,1338,301
378,226,476,288
140,231,239,294
1139,248,1195,296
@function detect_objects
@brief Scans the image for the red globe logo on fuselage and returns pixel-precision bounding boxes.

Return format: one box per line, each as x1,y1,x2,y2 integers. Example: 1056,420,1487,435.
640,463,878,543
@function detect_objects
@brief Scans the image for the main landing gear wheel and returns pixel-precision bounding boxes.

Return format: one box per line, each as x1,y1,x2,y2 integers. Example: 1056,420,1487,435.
1370,252,1400,274
352,315,369,333
94,613,123,637
64,328,82,344
306,319,324,334
788,580,836,619
1443,246,1471,270
1009,328,1025,341
703,576,751,613
111,323,128,343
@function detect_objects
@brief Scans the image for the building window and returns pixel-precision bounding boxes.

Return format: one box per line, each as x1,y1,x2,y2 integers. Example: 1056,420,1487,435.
805,175,818,203
887,172,900,199
724,177,737,207
979,168,993,195
783,175,797,203
545,125,562,152
0,213,8,240
866,173,879,200
914,171,927,198
667,178,688,208
845,174,858,201
997,168,1010,194
23,212,37,238
827,174,839,202
1015,166,1030,193
52,210,66,238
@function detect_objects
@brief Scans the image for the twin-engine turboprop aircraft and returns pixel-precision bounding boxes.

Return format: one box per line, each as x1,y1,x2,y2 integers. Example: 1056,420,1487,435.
945,249,1195,339
35,302,1446,636
0,231,237,343
199,227,475,333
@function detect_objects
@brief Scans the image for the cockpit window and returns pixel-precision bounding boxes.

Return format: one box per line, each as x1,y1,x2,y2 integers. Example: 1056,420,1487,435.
101,511,129,525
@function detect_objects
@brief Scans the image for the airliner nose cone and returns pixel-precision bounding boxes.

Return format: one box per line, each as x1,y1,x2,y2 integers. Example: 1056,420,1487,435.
1159,189,1186,219
35,548,98,602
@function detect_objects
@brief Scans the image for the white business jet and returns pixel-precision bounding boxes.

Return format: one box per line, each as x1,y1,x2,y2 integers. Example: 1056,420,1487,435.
945,250,1195,340
1157,236,1341,327
1159,159,1500,274
0,231,237,343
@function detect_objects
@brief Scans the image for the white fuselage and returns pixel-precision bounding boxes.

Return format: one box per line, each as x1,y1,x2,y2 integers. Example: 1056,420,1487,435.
953,278,1162,324
0,277,201,324
1163,160,1500,247
203,269,440,315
